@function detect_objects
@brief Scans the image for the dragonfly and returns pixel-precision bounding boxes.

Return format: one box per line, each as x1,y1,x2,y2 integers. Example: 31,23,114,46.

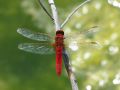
17,26,100,76
17,0,100,76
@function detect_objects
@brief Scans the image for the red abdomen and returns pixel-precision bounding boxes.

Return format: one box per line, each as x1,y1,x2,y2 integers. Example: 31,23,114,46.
56,47,62,76
55,30,64,76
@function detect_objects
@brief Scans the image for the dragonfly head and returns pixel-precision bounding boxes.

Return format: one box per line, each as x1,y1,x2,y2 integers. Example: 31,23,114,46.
56,30,64,35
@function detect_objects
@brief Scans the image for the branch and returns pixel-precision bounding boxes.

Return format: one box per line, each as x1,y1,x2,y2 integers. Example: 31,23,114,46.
48,0,79,90
61,0,90,28
62,48,79,90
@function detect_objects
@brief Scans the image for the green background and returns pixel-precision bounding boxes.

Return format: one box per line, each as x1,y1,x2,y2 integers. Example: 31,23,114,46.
0,0,120,90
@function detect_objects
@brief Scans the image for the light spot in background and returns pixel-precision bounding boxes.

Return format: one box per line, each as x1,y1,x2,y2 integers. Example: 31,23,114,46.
94,2,102,10
113,73,120,85
82,6,89,14
101,60,108,66
72,67,76,72
75,23,81,29
83,52,91,60
71,60,77,65
109,45,119,55
21,0,32,8
110,33,118,41
21,0,36,16
76,56,82,62
99,80,106,87
76,56,85,65
71,56,83,67
86,85,92,90
90,74,100,81
104,40,110,45
69,41,79,51
108,0,120,8
110,21,116,28
64,27,71,34
102,72,108,78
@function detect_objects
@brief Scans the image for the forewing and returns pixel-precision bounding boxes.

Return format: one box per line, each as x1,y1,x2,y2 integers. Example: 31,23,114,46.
65,26,101,47
65,26,100,39
18,43,55,54
17,28,52,41
79,26,100,37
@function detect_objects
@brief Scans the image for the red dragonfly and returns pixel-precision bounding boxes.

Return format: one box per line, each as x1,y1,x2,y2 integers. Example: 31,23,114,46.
17,26,100,76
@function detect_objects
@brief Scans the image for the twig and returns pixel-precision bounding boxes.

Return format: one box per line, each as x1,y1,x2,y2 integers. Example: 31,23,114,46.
61,0,90,28
48,0,79,90
48,0,60,30
38,0,54,21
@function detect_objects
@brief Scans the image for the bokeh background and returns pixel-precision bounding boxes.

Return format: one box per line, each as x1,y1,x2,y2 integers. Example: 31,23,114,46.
0,0,120,90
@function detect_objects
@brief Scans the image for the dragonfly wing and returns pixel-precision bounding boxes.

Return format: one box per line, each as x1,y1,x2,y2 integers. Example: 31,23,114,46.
79,26,100,37
78,41,102,48
17,28,52,41
80,26,100,38
18,43,55,54
65,26,100,39
65,40,102,50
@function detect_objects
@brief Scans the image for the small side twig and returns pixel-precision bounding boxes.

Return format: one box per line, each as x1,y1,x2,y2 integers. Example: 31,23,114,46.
38,0,54,21
61,0,90,28
48,0,79,90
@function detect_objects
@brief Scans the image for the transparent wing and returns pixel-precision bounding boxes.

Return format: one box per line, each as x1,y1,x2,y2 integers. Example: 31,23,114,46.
65,26,100,39
65,40,102,50
18,43,55,54
74,41,101,48
17,28,52,41
78,26,99,37
64,26,101,49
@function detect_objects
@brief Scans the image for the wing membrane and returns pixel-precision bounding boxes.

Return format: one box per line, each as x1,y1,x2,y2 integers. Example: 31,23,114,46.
65,26,100,39
77,41,102,48
17,28,52,41
79,26,99,36
18,43,55,54
65,26,101,49
65,39,102,49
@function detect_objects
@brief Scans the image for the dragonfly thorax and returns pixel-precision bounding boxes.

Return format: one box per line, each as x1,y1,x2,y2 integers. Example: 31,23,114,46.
55,30,64,47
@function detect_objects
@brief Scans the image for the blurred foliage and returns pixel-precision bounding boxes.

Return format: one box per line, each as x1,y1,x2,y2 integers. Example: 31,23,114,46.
0,0,120,90
65,0,120,89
